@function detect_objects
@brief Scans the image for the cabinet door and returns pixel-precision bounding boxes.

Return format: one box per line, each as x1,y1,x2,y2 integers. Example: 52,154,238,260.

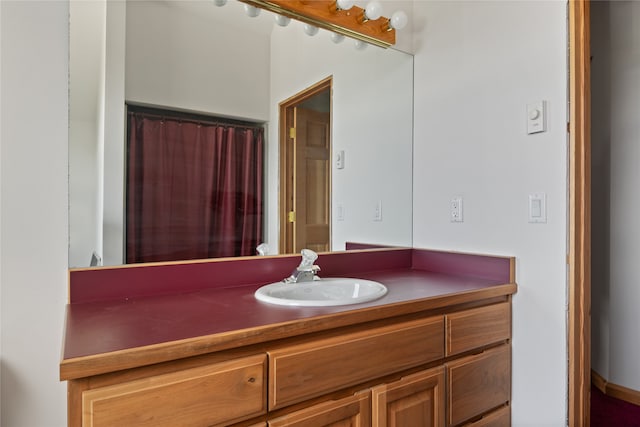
268,392,370,427
371,367,445,427
81,354,266,427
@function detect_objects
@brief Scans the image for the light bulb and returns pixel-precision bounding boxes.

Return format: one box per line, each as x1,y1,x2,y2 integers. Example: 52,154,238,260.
213,0,227,6
330,33,345,44
336,0,355,10
274,14,291,27
304,24,319,36
244,4,261,17
389,10,408,30
364,1,383,20
354,40,368,50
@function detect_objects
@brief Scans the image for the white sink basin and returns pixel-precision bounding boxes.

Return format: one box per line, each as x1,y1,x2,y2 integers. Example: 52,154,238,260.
254,277,388,307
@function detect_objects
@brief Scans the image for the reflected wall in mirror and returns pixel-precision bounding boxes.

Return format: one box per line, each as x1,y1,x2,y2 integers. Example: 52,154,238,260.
69,0,414,268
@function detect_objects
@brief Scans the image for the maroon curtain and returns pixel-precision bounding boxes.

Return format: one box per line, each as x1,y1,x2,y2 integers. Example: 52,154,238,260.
126,112,264,263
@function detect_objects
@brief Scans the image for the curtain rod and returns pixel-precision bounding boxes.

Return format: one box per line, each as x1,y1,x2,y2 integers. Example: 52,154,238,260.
127,106,265,132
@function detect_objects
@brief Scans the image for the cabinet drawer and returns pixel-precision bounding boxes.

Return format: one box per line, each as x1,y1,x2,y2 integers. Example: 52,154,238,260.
269,316,444,409
82,354,267,427
268,391,370,426
446,302,510,356
447,345,511,427
461,405,510,427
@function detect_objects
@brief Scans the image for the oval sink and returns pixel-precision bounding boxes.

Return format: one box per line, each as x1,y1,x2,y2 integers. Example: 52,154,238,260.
254,277,388,307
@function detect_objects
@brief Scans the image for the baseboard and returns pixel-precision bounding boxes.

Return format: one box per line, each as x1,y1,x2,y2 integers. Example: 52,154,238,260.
591,370,607,394
591,369,640,407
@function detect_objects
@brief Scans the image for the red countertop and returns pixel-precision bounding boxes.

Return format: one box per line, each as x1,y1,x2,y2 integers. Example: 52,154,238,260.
60,248,516,381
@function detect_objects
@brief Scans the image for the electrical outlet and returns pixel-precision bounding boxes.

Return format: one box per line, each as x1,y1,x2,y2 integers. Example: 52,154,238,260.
450,197,463,222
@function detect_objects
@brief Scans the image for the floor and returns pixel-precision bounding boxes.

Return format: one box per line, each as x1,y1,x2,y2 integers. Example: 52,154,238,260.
591,385,640,427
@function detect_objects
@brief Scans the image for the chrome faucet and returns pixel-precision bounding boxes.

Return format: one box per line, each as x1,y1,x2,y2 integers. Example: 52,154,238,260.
284,249,321,283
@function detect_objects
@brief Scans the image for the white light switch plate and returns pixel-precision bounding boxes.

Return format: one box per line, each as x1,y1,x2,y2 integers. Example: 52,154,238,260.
336,150,345,169
529,193,547,223
527,101,547,134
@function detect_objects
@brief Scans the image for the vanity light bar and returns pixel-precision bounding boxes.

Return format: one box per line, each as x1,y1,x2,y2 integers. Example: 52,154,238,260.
237,0,396,48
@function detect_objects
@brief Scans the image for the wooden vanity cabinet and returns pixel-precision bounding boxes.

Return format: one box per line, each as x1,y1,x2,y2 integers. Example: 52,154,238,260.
264,301,510,427
67,300,512,427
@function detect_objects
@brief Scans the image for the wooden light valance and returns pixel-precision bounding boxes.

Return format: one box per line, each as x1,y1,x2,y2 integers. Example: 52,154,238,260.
238,0,396,48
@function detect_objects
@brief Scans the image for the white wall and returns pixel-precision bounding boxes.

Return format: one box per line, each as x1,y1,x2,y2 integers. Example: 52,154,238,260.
101,1,126,266
269,22,414,252
590,0,612,383
609,0,640,392
412,2,568,425
0,1,68,426
592,0,640,392
69,0,104,268
69,119,100,266
125,1,271,121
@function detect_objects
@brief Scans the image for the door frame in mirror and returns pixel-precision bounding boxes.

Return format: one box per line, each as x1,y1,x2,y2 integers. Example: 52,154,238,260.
279,77,333,254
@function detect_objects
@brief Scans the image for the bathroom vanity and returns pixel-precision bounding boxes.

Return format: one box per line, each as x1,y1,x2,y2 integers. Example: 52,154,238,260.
60,248,516,426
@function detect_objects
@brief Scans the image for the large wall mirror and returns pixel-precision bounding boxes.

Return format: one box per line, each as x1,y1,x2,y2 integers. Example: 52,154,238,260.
69,0,414,268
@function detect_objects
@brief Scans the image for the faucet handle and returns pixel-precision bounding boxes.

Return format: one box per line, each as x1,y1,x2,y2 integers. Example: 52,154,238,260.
299,249,319,268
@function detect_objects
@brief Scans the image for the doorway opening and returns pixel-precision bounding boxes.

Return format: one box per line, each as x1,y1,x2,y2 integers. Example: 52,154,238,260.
279,77,332,254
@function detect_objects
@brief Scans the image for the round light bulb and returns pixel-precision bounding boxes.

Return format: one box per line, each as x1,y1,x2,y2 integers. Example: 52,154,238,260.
213,0,227,6
389,10,408,30
304,24,319,36
364,1,383,20
330,33,345,44
336,0,355,10
274,14,291,27
354,40,368,50
244,4,261,17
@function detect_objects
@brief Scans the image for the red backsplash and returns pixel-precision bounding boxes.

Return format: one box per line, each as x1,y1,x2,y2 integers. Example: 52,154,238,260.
68,248,413,304
68,247,513,304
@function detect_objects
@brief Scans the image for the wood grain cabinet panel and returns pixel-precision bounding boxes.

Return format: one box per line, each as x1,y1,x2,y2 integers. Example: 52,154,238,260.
81,354,267,427
447,345,511,427
269,316,444,410
446,302,511,356
461,405,510,427
371,367,445,427
268,391,371,427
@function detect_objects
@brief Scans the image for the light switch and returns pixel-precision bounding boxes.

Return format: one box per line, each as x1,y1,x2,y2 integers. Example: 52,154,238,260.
527,101,547,135
529,193,546,223
336,150,345,169
373,200,382,221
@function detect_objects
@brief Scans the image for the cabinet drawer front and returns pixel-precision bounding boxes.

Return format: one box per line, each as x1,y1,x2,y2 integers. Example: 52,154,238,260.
446,302,510,356
269,316,444,409
82,354,267,427
447,345,511,427
268,391,371,427
461,405,510,427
